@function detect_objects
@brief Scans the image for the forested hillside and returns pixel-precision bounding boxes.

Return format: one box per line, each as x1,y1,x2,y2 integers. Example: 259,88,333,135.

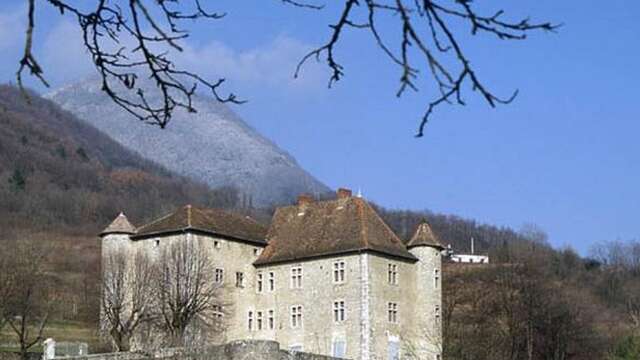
374,205,534,256
0,85,241,238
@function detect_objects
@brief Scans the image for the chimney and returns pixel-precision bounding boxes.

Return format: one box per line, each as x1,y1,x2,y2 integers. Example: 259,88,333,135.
297,194,314,206
337,188,352,199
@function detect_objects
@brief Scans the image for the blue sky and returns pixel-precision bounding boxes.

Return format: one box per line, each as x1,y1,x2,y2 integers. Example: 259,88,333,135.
1,1,638,254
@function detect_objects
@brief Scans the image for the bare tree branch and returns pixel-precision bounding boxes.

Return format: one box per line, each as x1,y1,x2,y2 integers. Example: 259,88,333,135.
294,0,559,136
101,250,155,352
154,240,226,347
18,0,558,135
18,0,243,128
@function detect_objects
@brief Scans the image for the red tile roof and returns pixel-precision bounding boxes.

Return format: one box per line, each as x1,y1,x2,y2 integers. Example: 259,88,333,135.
132,205,267,244
100,213,136,236
407,221,444,250
255,196,417,265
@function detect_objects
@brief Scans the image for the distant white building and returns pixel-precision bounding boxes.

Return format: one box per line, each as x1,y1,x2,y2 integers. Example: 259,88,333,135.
446,237,490,264
449,254,489,264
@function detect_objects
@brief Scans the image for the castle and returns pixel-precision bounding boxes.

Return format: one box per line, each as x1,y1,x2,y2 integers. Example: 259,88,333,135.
100,188,443,360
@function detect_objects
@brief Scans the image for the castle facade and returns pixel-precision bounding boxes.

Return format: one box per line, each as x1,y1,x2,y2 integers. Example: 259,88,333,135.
100,188,443,360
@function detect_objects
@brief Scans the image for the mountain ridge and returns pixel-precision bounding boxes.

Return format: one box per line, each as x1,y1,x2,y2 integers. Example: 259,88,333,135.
47,78,331,206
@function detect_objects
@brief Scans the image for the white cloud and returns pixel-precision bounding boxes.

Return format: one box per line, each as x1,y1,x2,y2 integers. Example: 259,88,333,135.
30,15,327,95
176,35,328,93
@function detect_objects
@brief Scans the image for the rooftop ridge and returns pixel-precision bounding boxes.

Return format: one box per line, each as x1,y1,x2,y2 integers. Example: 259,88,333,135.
131,204,267,244
136,207,182,232
255,192,416,265
363,199,407,248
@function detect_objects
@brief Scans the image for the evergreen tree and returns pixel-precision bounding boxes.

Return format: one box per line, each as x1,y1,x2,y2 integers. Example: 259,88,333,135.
8,168,26,192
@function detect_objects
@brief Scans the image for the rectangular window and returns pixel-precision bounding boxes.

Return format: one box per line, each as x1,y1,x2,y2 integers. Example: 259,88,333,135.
333,260,346,283
214,240,221,249
333,300,345,322
434,269,440,288
388,264,398,285
388,302,398,323
213,305,224,320
290,305,303,328
268,272,275,291
257,272,264,293
435,305,441,323
332,340,346,358
235,272,244,288
248,311,254,331
290,266,303,289
268,309,275,330
215,268,224,284
257,311,263,330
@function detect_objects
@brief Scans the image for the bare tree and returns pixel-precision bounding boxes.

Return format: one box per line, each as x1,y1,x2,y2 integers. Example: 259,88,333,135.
101,249,155,352
1,240,51,360
0,249,12,332
16,1,557,134
442,261,604,360
154,240,225,347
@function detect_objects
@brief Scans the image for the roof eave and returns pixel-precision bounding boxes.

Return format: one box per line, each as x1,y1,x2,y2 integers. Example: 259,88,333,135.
254,248,418,267
131,227,267,246
100,231,135,237
407,243,445,251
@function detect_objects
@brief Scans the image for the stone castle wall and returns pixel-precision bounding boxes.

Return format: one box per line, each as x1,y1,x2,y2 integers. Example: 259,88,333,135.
52,340,339,360
254,254,364,358
407,246,443,359
101,231,443,359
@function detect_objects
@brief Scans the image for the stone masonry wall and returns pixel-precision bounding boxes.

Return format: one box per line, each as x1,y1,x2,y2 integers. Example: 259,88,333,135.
254,254,364,359
101,230,443,359
52,340,340,360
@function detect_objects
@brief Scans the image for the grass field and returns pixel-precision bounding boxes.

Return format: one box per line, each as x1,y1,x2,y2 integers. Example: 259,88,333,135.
0,320,100,353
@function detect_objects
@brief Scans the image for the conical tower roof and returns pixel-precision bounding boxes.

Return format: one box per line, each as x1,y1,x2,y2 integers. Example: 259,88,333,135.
100,213,136,236
407,220,444,250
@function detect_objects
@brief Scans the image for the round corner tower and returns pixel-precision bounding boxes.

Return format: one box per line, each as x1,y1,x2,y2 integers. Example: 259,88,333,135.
100,212,136,258
407,220,444,360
